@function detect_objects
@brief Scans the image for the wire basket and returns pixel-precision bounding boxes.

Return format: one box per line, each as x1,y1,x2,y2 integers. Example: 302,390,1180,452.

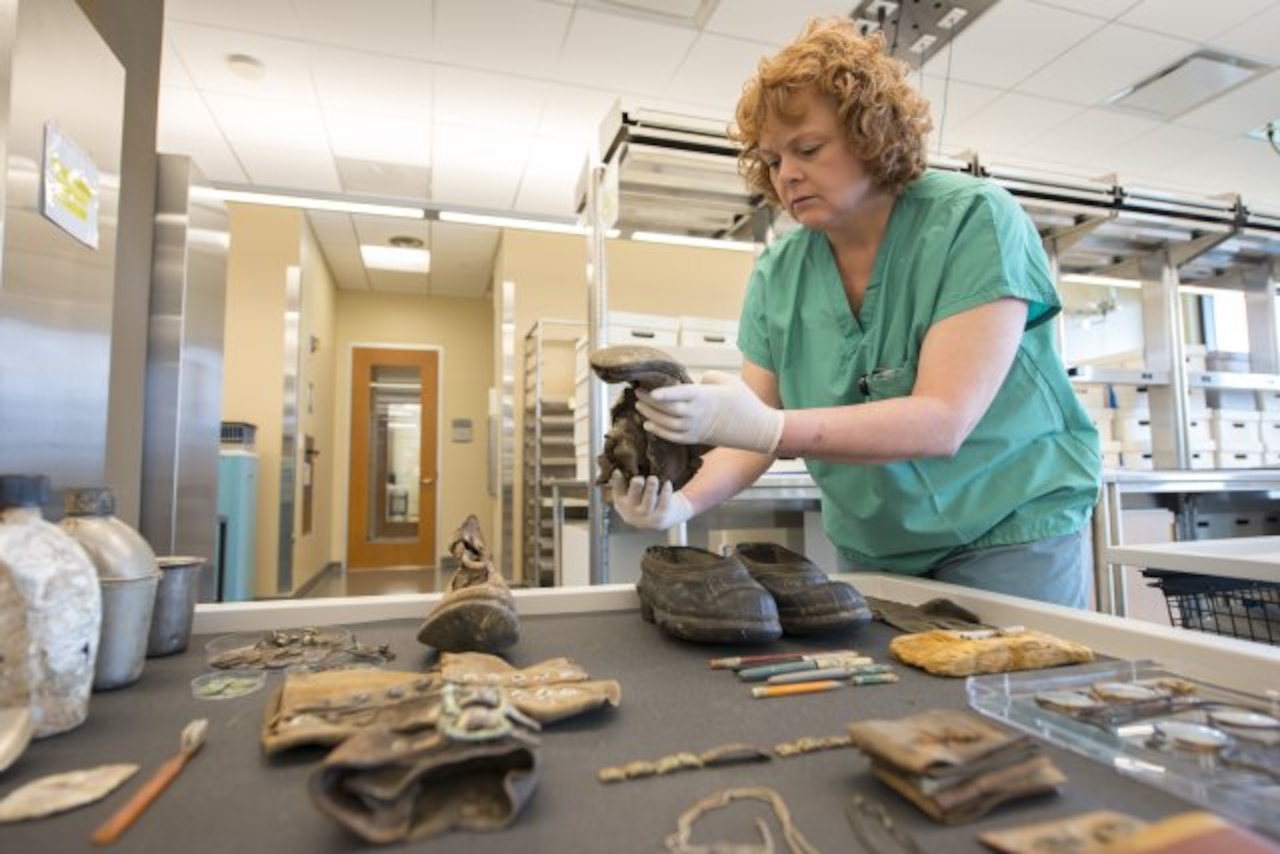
1142,569,1280,645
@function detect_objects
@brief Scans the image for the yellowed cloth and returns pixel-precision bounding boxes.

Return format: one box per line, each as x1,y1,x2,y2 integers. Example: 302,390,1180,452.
889,629,1094,677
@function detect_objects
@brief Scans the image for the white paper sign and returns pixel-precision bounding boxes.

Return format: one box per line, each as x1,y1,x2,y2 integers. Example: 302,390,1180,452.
40,123,100,249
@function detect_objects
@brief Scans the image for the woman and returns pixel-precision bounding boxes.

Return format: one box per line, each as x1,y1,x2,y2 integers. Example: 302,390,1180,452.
610,18,1101,608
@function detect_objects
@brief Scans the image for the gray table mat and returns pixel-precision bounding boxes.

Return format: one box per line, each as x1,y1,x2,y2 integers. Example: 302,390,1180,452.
1,608,1208,852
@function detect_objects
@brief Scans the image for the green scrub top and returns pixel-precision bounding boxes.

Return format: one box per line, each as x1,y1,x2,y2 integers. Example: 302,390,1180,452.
738,170,1101,574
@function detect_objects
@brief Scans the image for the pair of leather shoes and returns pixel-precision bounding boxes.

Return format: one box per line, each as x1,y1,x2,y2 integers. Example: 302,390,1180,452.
636,543,870,645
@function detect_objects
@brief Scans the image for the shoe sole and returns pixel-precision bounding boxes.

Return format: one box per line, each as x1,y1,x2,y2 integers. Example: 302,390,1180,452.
779,610,873,636
416,600,519,652
639,596,781,645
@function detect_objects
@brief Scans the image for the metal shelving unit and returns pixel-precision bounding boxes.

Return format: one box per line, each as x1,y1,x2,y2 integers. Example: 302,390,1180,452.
521,319,585,587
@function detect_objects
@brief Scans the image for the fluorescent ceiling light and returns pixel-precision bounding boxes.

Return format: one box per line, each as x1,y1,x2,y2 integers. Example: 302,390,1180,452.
207,188,424,219
1105,51,1266,119
438,210,587,235
360,244,431,273
631,231,757,252
1060,273,1142,289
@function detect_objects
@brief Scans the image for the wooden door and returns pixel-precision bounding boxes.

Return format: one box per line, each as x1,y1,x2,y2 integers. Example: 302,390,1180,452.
347,346,439,570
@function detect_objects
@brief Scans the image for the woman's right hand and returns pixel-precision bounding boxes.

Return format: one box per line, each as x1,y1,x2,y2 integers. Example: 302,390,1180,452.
608,472,694,530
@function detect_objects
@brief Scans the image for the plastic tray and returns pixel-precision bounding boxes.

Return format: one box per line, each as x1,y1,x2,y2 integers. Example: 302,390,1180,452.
967,659,1280,836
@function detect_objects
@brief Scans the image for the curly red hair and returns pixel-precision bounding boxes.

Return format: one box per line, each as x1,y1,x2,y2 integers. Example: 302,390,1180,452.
732,18,932,200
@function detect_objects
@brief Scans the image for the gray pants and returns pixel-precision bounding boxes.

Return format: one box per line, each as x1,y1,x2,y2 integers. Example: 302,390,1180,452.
838,527,1091,609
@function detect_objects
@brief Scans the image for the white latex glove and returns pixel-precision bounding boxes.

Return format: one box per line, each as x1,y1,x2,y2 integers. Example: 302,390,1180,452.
608,472,694,530
636,370,785,455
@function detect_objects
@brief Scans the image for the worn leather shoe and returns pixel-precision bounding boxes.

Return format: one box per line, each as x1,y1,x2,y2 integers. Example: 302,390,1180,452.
637,546,781,644
732,542,872,636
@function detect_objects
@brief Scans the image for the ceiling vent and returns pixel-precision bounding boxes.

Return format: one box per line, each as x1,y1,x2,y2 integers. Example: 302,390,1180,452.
1105,51,1269,119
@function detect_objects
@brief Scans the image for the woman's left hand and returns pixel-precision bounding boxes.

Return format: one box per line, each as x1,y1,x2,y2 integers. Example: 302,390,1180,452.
636,370,784,454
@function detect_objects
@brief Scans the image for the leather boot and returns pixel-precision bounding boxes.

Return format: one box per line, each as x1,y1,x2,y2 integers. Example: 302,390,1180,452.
589,345,710,490
418,515,518,652
732,542,872,636
637,546,781,644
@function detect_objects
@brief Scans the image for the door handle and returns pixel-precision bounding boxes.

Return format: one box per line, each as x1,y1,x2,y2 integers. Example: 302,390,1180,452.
420,477,435,485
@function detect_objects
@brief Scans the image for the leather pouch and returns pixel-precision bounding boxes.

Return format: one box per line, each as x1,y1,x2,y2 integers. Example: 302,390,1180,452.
889,629,1094,677
309,686,541,844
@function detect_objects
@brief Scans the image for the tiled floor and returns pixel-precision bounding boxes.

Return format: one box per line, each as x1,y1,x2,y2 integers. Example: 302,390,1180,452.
297,566,437,598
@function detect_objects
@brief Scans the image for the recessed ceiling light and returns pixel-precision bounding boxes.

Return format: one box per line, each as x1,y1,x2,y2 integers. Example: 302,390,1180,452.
361,244,430,274
388,235,424,249
1105,51,1268,119
225,53,266,82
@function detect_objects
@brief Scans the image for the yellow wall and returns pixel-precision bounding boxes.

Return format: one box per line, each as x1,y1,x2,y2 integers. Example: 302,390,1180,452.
221,203,301,597
331,290,494,565
293,224,338,589
497,229,756,581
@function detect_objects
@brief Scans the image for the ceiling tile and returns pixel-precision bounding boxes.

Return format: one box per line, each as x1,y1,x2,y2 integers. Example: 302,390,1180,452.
556,8,698,97
1119,0,1273,43
664,33,768,110
294,0,436,60
1211,3,1280,65
537,85,623,146
166,22,314,101
335,158,431,198
702,0,854,45
1103,124,1225,185
1022,108,1162,168
166,0,300,35
235,145,343,193
157,86,222,142
432,125,531,209
309,47,433,121
1018,24,1195,106
204,93,330,152
433,67,550,135
946,91,1084,152
923,0,1104,88
161,38,198,89
919,77,1003,141
1176,67,1280,134
1177,136,1280,203
1026,0,1141,19
158,134,249,184
514,138,590,216
324,109,431,166
305,211,369,290
433,0,571,77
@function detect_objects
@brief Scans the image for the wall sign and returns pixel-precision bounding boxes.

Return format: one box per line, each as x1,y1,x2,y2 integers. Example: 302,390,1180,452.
40,122,100,249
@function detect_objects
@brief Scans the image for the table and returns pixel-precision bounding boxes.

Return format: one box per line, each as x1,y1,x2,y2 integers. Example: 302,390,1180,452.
1108,535,1280,585
4,575,1278,852
1092,469,1280,616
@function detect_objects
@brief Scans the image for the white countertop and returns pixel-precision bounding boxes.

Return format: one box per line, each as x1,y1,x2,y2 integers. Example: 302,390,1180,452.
1109,535,1280,583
